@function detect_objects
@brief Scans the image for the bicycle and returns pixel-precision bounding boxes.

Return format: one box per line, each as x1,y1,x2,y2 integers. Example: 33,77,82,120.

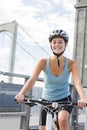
15,96,85,130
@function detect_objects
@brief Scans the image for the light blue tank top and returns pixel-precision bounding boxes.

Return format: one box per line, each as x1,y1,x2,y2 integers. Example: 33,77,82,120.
42,57,70,101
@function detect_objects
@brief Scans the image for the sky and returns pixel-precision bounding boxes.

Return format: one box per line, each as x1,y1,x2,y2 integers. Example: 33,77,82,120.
0,0,76,44
0,0,76,78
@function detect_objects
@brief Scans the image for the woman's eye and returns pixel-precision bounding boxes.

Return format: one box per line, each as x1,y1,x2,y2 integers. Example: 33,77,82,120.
59,42,63,44
53,41,56,44
52,40,64,44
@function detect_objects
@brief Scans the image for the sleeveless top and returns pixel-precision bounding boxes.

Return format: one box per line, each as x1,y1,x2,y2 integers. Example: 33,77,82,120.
42,57,70,101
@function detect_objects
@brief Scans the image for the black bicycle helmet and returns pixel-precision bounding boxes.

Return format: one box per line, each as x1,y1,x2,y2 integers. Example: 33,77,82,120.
49,29,69,43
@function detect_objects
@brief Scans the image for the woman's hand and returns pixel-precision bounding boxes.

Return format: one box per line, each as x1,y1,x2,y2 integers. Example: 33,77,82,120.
78,97,87,108
15,94,24,103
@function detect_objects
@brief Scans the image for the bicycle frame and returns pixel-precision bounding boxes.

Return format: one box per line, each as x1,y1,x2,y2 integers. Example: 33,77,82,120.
46,113,53,130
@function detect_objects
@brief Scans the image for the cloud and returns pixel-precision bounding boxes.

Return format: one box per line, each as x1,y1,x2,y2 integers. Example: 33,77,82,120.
0,0,76,56
0,0,17,23
62,0,76,12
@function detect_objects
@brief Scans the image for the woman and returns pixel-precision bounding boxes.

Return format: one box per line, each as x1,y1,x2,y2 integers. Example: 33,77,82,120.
15,29,87,130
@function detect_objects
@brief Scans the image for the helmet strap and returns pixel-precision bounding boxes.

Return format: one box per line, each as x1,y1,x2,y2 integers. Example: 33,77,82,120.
53,51,64,67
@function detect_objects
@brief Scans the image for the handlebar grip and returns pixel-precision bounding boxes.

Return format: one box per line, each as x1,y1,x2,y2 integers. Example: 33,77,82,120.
14,98,17,102
72,102,78,106
14,98,20,104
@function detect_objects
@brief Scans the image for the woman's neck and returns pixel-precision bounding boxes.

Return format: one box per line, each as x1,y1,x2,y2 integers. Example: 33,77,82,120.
51,55,65,67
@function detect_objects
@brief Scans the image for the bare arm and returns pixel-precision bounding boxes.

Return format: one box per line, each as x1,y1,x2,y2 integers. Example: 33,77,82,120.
15,58,46,102
71,60,87,107
71,61,86,98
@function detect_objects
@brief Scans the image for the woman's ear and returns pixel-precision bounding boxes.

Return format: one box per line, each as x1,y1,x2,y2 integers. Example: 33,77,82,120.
50,43,52,50
65,43,68,47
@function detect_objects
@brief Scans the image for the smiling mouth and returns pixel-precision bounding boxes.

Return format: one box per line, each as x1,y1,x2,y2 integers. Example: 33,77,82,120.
54,48,62,52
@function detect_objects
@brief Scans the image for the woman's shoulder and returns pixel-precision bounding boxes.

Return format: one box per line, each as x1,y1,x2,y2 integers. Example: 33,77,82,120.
38,58,48,70
67,58,78,72
39,58,48,64
68,58,78,65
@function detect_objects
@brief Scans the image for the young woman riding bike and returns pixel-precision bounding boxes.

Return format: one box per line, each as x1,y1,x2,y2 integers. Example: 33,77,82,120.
15,29,87,130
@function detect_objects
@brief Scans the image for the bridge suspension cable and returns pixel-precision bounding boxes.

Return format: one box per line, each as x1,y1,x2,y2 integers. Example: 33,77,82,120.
4,32,38,61
18,24,50,56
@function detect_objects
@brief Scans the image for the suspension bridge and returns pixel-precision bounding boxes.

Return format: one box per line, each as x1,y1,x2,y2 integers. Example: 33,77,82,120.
0,0,87,128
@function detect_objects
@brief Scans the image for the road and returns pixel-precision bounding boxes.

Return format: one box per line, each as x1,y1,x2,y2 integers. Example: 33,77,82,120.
0,114,86,130
0,116,20,130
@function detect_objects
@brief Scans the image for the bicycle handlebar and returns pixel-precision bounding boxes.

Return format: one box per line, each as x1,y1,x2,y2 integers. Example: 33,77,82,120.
15,96,79,108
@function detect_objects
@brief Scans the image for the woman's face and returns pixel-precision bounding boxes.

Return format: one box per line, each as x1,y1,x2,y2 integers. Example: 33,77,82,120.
51,37,67,54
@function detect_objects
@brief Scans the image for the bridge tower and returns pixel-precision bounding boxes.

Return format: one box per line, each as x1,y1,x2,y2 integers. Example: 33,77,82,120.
72,1,87,129
0,21,18,82
74,0,87,84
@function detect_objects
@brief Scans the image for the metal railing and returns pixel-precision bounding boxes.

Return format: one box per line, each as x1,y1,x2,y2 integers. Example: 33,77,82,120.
0,71,43,130
0,71,87,130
